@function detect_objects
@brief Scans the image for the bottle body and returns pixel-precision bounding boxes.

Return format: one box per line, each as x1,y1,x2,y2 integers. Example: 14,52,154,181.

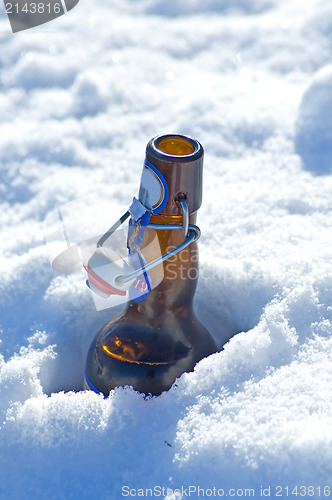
84,134,217,396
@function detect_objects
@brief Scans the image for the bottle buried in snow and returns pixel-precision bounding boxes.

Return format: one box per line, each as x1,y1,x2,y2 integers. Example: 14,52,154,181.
84,134,217,396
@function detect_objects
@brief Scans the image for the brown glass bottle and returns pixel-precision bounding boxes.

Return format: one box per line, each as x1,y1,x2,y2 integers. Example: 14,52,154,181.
84,134,217,396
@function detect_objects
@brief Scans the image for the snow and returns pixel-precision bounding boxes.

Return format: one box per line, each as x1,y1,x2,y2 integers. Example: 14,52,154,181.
1,0,332,498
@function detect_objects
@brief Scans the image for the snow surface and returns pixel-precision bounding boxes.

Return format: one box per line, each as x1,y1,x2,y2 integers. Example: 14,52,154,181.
1,0,332,498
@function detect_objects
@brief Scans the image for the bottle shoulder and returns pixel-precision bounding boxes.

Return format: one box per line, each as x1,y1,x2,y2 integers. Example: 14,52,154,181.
98,306,216,366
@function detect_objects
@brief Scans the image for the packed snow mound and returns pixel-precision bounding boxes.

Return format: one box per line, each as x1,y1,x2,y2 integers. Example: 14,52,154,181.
296,64,332,174
1,0,332,499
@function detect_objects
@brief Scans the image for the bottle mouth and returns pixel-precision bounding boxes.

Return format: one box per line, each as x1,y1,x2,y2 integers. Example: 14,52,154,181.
149,134,203,162
156,135,195,156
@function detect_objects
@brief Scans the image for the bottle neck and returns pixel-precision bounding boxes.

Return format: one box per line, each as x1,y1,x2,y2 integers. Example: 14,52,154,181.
128,134,204,316
128,212,198,315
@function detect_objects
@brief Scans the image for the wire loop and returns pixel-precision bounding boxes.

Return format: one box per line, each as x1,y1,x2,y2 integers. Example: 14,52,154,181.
96,198,200,284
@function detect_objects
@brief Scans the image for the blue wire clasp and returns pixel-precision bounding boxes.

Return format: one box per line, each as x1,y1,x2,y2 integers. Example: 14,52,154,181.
97,196,200,286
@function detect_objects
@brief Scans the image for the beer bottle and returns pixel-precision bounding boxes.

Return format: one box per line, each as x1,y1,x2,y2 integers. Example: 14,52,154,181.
84,134,217,396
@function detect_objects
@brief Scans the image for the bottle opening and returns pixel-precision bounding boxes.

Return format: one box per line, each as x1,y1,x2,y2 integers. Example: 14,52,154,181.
156,135,196,156
147,134,203,166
